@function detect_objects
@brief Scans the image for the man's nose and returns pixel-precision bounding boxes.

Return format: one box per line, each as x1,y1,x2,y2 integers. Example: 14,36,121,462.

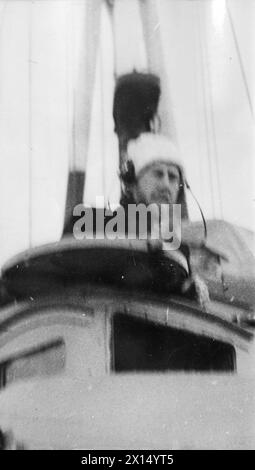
160,169,171,188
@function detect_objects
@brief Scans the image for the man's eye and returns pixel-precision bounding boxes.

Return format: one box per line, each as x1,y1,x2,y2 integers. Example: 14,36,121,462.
168,172,177,181
154,169,163,177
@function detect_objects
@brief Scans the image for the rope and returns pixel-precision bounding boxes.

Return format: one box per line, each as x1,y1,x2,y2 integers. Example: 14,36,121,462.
186,182,207,242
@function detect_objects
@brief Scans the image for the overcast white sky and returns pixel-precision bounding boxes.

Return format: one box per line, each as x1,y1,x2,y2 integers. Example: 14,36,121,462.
0,0,254,268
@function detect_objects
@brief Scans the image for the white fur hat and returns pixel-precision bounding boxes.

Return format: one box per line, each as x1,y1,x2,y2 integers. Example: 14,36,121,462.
127,133,183,176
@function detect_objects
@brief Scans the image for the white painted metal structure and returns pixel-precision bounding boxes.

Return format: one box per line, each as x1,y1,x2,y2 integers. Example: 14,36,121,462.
0,238,254,448
0,290,254,449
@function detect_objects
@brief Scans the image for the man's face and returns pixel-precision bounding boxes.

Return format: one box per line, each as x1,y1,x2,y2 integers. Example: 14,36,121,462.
133,162,181,206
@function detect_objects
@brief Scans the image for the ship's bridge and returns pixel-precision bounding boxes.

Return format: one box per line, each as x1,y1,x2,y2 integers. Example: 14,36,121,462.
0,237,254,449
0,237,253,389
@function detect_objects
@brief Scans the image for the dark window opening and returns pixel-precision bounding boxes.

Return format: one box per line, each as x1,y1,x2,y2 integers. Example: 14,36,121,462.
112,314,236,372
0,338,65,389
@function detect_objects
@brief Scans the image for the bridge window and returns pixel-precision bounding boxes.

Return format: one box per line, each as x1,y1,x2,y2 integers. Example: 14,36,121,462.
111,314,236,372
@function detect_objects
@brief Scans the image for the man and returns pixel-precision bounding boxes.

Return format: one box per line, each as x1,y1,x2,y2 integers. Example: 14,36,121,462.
69,132,210,309
121,133,187,214
121,132,210,310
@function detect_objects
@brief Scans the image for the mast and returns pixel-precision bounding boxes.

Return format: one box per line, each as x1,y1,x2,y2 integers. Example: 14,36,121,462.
139,0,178,143
63,0,102,234
111,0,178,193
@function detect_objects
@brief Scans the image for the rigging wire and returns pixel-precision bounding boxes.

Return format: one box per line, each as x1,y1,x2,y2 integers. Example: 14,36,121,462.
226,0,254,121
196,3,227,298
196,3,216,219
0,1,8,265
28,0,33,249
68,1,75,173
197,3,224,220
99,22,106,203
192,4,204,208
0,1,8,127
203,24,223,220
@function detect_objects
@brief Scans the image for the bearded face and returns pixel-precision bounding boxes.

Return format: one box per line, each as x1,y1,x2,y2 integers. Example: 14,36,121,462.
133,162,181,206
